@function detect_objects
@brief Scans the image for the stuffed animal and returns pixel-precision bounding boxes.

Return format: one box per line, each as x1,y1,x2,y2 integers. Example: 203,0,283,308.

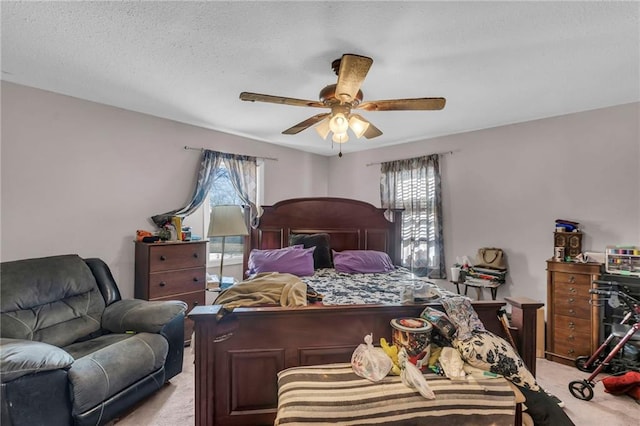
380,337,401,375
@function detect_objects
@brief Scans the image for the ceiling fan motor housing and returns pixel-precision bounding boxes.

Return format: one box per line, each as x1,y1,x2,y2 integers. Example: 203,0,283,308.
319,84,363,107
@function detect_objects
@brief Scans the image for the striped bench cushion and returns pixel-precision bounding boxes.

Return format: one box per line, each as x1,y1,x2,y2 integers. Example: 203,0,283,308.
276,363,516,426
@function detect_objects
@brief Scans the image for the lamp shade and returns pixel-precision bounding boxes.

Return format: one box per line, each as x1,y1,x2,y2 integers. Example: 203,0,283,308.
315,117,331,140
208,205,249,237
348,114,370,139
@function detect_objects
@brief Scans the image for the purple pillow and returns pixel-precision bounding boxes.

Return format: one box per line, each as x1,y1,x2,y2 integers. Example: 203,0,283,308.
332,250,395,274
249,246,315,276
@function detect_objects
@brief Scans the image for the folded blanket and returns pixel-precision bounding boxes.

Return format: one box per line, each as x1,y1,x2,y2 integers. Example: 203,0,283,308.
215,272,307,309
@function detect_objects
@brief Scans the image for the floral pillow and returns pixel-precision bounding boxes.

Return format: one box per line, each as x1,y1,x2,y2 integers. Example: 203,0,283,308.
454,330,539,391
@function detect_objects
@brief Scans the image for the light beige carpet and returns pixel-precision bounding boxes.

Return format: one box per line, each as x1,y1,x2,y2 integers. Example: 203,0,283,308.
113,352,639,426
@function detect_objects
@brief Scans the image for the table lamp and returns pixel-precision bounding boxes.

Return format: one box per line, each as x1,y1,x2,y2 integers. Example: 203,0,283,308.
207,205,249,281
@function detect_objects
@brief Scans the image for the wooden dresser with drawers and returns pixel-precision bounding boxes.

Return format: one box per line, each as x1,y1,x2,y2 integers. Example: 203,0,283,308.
545,260,602,366
135,240,207,345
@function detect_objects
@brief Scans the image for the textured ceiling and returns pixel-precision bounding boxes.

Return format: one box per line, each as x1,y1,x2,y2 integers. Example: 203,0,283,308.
2,1,639,156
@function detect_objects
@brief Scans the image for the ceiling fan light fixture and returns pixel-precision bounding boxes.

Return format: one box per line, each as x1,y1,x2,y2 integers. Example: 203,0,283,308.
332,132,349,144
329,113,349,134
314,117,331,140
348,114,370,139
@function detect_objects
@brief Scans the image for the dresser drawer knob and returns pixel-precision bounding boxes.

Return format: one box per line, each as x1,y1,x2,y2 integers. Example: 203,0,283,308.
193,253,199,258
568,275,576,283
568,322,575,329
567,349,575,355
569,309,576,315
193,301,199,307
160,255,167,261
193,277,199,282
568,335,575,341
569,287,577,294
159,281,166,287
568,298,575,303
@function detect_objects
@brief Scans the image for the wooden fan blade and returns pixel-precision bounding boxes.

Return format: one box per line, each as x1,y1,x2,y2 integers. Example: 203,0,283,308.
357,97,446,112
282,113,331,135
335,54,373,103
363,122,383,139
240,92,326,109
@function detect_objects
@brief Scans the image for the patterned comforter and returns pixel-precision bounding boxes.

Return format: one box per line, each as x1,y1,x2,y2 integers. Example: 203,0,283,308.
301,267,456,305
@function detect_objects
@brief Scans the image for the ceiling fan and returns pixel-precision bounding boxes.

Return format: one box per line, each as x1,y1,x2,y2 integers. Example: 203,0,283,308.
239,53,446,156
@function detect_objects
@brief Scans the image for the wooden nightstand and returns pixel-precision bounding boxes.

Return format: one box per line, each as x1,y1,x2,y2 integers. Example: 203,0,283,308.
135,240,207,345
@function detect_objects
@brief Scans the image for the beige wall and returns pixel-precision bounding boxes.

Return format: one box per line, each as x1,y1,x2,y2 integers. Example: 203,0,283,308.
328,103,640,301
2,81,638,305
1,82,328,298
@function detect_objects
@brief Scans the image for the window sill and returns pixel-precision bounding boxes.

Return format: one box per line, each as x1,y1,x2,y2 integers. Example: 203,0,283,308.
208,255,243,266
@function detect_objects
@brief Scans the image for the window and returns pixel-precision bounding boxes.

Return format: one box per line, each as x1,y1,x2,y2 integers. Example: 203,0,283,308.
380,155,444,278
206,160,263,264
208,162,244,261
397,167,437,270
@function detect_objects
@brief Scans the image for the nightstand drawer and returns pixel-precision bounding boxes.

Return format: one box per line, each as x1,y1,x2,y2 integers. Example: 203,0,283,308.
553,297,591,318
553,339,591,359
148,244,206,272
554,272,591,286
554,314,590,332
148,268,206,299
552,281,590,298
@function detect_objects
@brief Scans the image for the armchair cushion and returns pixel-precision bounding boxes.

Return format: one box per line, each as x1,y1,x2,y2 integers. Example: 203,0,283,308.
0,338,74,382
102,299,187,334
68,332,168,415
1,255,105,347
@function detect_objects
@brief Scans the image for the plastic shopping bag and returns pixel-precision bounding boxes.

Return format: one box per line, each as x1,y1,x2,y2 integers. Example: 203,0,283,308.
351,333,393,382
399,347,436,399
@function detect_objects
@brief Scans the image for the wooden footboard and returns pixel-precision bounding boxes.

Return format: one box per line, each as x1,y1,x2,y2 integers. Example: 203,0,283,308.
189,298,542,426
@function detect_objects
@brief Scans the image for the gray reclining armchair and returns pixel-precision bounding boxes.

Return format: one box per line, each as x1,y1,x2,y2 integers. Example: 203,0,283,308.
0,254,188,426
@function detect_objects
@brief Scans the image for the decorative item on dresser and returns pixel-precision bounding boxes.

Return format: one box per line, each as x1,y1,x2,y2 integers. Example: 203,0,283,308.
546,260,603,366
553,231,582,260
135,240,207,345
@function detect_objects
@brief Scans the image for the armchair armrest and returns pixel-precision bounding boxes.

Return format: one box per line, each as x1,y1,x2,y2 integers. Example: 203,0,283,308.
102,299,187,334
0,338,74,383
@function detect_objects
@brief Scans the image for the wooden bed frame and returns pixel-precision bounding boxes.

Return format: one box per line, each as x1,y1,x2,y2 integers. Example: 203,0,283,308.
189,197,543,426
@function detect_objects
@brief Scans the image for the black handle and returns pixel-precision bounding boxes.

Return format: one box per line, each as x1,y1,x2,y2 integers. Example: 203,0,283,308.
593,280,620,286
159,281,166,287
193,277,199,282
160,255,166,261
193,253,199,258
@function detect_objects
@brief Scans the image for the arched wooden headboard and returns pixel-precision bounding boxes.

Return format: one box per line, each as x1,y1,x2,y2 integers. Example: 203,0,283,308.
247,197,403,274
